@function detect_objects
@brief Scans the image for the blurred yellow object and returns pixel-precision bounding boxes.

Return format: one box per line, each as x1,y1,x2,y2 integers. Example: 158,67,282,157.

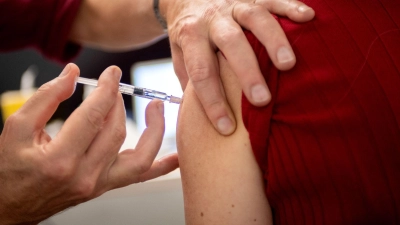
1,89,36,122
1,65,38,123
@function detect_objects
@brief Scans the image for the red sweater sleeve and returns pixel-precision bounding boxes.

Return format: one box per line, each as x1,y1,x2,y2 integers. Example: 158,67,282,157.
241,0,400,224
0,0,82,63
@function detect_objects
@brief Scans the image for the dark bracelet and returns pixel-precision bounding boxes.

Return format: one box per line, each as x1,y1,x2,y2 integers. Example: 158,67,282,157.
153,0,168,32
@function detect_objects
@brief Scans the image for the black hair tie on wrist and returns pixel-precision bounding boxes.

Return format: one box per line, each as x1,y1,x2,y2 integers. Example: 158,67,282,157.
153,0,168,32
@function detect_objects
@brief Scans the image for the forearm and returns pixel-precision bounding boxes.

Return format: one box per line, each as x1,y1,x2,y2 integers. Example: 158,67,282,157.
69,0,168,51
177,53,272,225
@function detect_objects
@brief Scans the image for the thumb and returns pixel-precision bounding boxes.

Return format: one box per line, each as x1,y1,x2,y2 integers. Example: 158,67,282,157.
16,63,79,133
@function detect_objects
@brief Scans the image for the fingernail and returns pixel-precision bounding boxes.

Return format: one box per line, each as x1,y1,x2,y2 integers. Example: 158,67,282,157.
277,47,294,64
112,67,122,79
251,84,270,103
157,101,165,115
298,5,311,13
59,64,71,77
217,117,233,135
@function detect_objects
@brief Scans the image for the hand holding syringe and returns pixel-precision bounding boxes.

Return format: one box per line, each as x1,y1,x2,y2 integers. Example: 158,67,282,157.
76,77,182,104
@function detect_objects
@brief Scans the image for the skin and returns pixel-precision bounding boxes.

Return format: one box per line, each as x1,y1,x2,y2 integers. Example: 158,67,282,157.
69,0,315,135
0,0,315,222
176,52,271,224
0,64,178,224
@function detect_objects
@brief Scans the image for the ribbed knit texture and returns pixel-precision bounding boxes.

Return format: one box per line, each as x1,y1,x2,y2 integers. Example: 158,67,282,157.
242,0,400,224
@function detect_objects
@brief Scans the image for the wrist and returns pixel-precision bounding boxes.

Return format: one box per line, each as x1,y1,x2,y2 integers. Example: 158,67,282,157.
70,0,168,50
69,0,102,46
158,0,173,31
153,0,168,32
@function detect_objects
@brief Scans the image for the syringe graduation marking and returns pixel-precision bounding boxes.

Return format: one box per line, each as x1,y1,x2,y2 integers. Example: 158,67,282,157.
133,87,144,96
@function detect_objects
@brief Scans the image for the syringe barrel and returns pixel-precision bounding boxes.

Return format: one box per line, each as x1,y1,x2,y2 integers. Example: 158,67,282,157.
142,88,169,101
119,83,168,101
77,77,181,104
118,84,135,95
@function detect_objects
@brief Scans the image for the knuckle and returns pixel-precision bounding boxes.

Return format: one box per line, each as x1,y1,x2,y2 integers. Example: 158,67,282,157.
239,5,264,22
3,113,23,131
136,160,152,174
205,98,225,114
178,18,199,35
36,81,64,103
36,81,53,94
35,80,67,106
189,65,213,83
175,17,202,45
85,107,105,131
214,26,242,47
73,179,96,199
111,126,126,146
39,159,75,183
35,146,77,183
2,113,32,139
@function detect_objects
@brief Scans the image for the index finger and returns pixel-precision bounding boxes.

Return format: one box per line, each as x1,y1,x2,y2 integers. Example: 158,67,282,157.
50,66,122,155
210,18,272,107
179,31,236,135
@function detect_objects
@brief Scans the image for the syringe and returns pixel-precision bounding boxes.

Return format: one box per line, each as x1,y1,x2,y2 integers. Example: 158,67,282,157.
76,77,182,104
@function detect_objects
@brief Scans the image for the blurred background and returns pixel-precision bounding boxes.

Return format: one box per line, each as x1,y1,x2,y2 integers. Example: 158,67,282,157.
0,37,172,130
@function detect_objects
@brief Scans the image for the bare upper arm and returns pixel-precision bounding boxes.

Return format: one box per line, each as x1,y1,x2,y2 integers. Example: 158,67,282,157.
176,52,272,225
